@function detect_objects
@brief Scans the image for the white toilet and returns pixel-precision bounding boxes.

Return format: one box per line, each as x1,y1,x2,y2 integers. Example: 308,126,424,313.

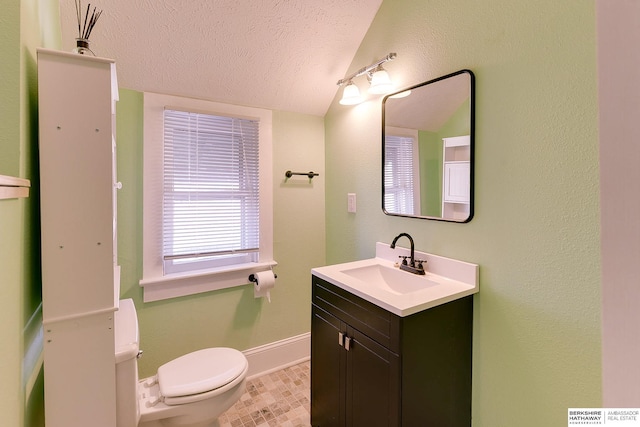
115,298,249,427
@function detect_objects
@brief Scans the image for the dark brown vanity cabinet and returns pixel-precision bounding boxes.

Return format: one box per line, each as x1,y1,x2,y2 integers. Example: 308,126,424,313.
311,275,473,427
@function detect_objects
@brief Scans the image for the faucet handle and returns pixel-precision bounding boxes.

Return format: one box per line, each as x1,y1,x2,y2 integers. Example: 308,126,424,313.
415,259,426,270
398,255,409,265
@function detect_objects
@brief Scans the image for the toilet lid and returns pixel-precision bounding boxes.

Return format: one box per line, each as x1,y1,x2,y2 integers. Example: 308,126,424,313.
157,347,248,398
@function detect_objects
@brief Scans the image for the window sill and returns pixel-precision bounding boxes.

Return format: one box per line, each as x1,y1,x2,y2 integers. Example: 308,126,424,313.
139,261,277,302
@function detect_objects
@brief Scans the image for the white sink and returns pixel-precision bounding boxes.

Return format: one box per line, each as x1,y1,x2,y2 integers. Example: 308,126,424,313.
312,242,479,317
340,263,440,295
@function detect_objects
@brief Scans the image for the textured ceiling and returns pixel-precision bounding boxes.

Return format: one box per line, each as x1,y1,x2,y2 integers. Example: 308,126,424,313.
59,0,383,116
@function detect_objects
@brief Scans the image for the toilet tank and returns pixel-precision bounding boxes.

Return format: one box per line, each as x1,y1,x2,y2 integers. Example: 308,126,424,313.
115,298,141,427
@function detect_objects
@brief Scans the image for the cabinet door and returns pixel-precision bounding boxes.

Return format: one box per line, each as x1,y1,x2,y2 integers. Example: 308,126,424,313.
443,162,470,203
311,306,345,426
347,326,400,427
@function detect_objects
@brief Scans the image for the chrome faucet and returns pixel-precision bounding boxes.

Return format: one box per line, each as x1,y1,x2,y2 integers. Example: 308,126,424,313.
390,233,426,275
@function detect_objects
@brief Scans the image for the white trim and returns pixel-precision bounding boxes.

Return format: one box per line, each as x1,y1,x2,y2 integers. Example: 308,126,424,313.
443,135,470,148
385,125,419,141
0,175,30,199
243,333,311,380
141,92,273,301
0,174,30,187
42,306,118,325
140,261,277,303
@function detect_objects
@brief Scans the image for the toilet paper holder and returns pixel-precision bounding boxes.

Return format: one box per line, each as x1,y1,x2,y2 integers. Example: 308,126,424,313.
248,272,277,283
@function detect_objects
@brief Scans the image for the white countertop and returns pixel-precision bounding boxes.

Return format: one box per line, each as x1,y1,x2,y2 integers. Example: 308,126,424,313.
312,242,479,317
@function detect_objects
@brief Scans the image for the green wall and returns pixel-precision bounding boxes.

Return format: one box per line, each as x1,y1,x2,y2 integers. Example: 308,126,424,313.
0,1,21,176
418,130,440,216
115,90,326,378
325,0,601,426
0,1,60,426
418,99,470,217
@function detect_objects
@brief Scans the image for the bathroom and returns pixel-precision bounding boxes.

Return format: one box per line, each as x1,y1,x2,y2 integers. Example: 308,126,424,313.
2,0,639,426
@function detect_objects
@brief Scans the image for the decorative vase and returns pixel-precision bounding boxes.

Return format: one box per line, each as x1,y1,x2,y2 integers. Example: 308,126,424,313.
73,38,95,56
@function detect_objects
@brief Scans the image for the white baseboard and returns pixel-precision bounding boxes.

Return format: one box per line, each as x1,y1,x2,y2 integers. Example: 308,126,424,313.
243,332,310,380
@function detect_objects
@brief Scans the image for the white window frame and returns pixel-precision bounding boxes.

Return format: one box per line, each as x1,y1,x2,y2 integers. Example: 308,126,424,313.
140,92,274,302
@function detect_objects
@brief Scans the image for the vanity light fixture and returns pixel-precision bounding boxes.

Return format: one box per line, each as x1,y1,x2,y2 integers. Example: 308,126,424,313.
337,52,397,105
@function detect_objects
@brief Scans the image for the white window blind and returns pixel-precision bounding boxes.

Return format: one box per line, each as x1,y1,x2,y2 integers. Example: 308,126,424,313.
384,135,415,215
163,109,260,274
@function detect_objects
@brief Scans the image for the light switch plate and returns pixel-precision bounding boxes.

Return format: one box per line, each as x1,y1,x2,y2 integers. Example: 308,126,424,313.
347,193,356,213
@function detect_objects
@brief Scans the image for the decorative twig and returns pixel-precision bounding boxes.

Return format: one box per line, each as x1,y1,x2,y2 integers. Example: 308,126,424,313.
75,0,81,38
75,1,102,40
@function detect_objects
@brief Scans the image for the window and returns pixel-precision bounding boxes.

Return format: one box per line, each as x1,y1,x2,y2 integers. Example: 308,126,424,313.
384,134,418,215
140,93,274,302
163,109,260,274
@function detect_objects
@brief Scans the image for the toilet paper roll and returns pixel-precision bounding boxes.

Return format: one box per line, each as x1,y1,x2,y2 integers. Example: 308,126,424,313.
253,270,276,303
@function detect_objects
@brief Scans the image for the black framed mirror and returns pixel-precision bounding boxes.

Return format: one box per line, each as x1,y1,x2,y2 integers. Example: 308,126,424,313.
382,69,475,222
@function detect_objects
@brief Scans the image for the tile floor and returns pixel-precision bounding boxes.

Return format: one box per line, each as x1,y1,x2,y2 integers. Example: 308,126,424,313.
217,360,311,427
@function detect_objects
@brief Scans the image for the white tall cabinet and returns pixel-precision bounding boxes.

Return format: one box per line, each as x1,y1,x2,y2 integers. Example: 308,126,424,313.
38,49,120,427
442,135,471,220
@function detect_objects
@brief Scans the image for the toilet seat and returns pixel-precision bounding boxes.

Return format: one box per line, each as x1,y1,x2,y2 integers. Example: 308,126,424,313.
157,347,248,406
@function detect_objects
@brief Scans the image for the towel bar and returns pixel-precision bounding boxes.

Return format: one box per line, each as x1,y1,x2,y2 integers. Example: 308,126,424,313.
285,170,319,179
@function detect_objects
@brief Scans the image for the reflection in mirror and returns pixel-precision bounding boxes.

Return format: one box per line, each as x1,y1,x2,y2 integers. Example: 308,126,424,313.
382,69,474,222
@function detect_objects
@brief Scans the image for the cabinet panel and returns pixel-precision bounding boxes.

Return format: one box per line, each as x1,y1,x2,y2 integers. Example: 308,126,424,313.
443,162,470,203
400,296,473,426
311,306,400,427
312,277,399,352
43,313,116,427
311,306,344,426
347,327,399,427
38,49,118,320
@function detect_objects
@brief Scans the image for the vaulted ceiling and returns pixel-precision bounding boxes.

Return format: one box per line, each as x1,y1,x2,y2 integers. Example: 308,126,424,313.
59,0,383,116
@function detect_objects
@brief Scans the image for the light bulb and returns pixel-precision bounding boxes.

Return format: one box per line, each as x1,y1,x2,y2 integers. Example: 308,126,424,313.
339,82,363,105
369,66,393,94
